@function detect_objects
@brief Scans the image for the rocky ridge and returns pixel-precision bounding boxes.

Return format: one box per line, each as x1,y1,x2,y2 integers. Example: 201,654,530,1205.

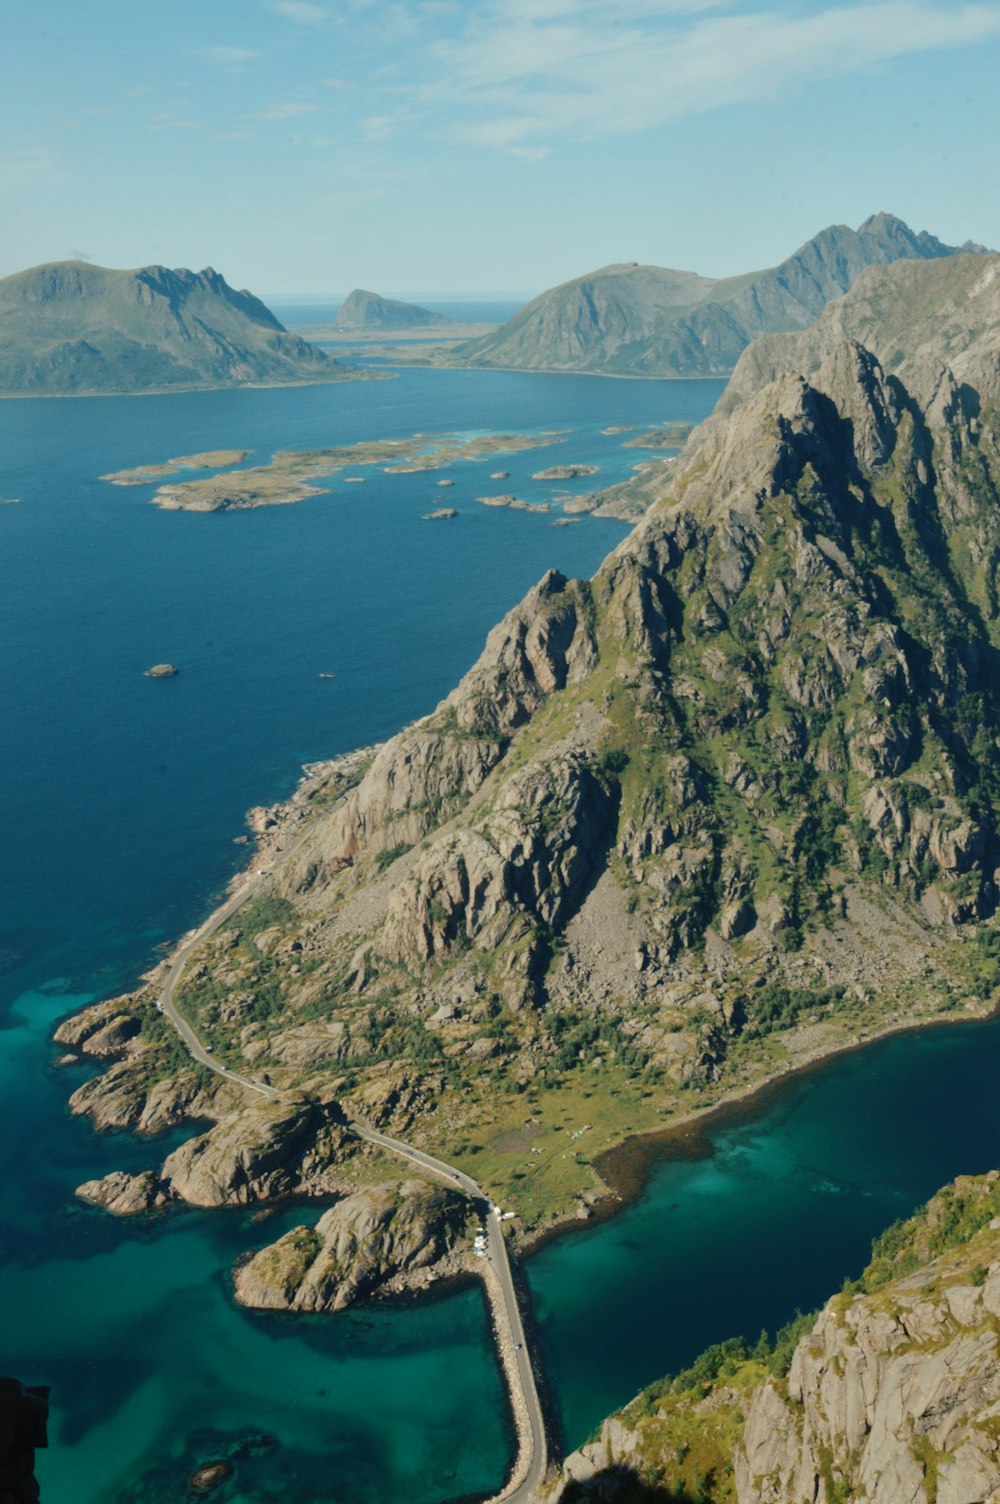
548,1171,1000,1504
449,213,991,379
0,260,344,395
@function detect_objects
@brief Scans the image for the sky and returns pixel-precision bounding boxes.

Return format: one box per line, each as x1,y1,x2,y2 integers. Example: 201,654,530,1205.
3,0,1000,296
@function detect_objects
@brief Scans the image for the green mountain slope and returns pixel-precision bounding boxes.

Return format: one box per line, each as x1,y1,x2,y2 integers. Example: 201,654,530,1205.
549,1171,1000,1504
332,287,449,330
450,213,991,378
0,260,345,394
64,252,1000,1242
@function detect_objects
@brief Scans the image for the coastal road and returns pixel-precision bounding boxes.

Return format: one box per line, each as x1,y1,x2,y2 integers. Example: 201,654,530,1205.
154,854,549,1503
349,1124,550,1503
155,825,317,1095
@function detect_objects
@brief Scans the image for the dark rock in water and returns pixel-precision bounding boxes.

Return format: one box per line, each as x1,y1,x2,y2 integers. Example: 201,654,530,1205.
114,1430,276,1503
188,1459,233,1492
145,663,179,678
0,1376,48,1504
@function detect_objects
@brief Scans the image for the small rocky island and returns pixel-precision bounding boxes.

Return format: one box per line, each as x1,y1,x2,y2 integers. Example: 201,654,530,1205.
144,663,179,678
476,494,550,514
422,507,458,520
104,431,560,513
531,463,600,480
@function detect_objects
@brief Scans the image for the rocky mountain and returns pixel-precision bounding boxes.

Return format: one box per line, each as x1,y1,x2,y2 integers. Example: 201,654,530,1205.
332,287,448,331
450,213,990,378
549,1171,1000,1504
0,260,345,394
64,251,1000,1245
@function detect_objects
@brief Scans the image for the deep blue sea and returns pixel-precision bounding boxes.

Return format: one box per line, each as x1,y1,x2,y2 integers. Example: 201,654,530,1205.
5,364,1000,1503
0,367,713,1503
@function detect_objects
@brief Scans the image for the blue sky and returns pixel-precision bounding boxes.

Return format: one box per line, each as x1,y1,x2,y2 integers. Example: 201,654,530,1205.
3,0,1000,295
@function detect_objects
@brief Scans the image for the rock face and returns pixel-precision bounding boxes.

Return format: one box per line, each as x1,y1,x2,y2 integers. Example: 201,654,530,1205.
739,1174,1000,1504
549,1173,1000,1504
160,1094,350,1207
249,251,1000,1110
451,213,990,378
233,1179,469,1311
74,1092,355,1215
332,288,447,331
76,1170,169,1215
0,260,341,395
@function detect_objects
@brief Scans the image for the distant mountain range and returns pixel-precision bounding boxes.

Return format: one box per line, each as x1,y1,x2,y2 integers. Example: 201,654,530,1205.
0,261,346,396
333,288,449,331
448,212,992,378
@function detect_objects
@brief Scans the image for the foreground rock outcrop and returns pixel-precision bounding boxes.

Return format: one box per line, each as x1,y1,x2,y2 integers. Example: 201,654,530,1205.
233,1179,470,1311
550,1172,1000,1504
75,1093,356,1213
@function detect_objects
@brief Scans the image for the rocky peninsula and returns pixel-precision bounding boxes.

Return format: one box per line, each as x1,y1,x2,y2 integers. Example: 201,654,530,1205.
233,1180,471,1312
66,255,1000,1258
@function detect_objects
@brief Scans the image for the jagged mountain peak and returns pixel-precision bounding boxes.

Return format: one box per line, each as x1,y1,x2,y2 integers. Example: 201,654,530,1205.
0,256,341,394
450,212,990,379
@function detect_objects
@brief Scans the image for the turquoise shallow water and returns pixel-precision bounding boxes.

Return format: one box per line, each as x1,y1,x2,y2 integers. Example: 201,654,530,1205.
0,368,718,1502
531,1016,1000,1450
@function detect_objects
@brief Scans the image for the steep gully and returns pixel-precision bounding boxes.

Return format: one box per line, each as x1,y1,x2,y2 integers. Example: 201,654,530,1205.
155,829,550,1504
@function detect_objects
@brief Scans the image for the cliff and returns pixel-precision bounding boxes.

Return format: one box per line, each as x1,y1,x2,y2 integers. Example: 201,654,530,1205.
0,260,346,394
549,1171,1000,1504
332,288,448,331
449,213,990,378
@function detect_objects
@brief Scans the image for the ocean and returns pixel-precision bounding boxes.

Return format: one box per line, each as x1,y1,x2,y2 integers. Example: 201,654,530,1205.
6,363,997,1502
0,367,712,1502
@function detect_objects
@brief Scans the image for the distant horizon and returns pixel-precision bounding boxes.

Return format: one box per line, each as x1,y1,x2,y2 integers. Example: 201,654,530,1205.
264,290,539,304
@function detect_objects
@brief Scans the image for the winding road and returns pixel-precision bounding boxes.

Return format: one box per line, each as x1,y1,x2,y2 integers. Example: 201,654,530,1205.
155,839,550,1503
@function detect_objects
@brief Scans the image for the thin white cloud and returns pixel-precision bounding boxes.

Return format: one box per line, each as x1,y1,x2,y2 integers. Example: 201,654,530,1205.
422,1,1000,150
200,45,260,64
362,114,398,139
271,0,328,23
248,102,322,120
0,146,61,190
147,112,201,132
